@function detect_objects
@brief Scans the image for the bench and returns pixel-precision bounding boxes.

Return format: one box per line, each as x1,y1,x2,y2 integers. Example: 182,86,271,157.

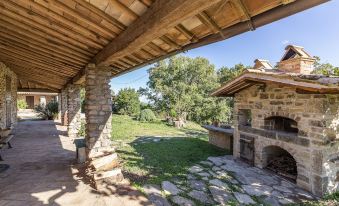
0,134,13,161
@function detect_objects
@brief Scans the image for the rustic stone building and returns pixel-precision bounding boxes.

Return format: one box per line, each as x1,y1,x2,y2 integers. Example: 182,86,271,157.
212,45,339,196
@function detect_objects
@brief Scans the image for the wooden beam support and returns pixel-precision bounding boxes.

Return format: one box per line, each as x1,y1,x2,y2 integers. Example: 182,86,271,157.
147,42,167,55
175,24,198,42
232,0,255,30
93,0,221,65
109,0,139,20
160,35,180,50
196,11,225,38
17,76,61,91
73,0,127,30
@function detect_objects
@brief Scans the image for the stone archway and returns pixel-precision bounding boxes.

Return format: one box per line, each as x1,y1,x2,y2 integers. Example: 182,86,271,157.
262,145,298,182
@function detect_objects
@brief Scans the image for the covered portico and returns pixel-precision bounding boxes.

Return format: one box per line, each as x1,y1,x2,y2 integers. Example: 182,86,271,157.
0,0,328,188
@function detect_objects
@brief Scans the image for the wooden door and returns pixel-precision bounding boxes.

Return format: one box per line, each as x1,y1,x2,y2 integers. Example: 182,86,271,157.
26,96,34,109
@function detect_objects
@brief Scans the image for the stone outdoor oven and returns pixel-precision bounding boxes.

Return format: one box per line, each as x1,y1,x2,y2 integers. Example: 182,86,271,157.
212,45,339,197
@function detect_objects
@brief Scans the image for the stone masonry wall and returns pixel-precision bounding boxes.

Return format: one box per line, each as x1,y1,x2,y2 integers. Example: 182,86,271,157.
233,83,339,196
85,64,113,158
67,84,81,138
0,62,17,130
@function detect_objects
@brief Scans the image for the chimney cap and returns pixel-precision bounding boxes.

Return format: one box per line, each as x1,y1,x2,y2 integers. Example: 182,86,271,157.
280,45,314,61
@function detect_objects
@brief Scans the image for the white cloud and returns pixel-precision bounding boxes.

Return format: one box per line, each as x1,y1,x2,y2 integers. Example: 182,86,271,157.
282,40,290,45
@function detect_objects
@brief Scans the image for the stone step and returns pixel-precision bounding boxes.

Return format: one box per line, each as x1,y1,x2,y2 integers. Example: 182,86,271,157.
94,168,123,181
88,146,116,159
91,153,119,171
94,168,124,190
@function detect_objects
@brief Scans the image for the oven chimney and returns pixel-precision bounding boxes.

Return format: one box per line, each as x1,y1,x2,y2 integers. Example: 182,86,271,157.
278,45,316,74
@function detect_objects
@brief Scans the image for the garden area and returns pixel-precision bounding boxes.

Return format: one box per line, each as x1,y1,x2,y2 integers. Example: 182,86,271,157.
111,114,228,187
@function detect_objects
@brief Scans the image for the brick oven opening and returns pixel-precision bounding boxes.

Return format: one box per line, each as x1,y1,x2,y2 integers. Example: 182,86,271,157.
263,146,297,182
264,116,298,134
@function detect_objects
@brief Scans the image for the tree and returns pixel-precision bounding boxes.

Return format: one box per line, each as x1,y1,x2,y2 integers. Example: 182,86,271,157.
312,56,339,76
217,63,250,84
115,88,141,116
145,56,218,121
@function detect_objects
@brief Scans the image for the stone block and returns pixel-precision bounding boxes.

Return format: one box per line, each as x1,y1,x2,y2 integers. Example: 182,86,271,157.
91,153,119,171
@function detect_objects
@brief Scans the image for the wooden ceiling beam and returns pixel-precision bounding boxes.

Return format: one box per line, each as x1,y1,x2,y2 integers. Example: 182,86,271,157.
232,0,254,30
4,62,71,84
175,24,198,42
16,71,65,86
0,55,75,78
196,11,225,38
93,0,221,65
73,0,126,31
0,26,90,63
13,0,110,45
109,0,139,20
17,76,61,91
160,35,180,50
0,32,86,66
0,7,97,55
0,40,81,71
45,0,115,39
0,48,78,76
138,0,153,7
0,15,93,57
1,0,105,50
147,42,166,55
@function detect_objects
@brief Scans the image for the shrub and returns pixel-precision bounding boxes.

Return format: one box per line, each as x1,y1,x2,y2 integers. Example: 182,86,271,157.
78,120,86,137
139,109,156,122
34,101,59,120
17,99,28,109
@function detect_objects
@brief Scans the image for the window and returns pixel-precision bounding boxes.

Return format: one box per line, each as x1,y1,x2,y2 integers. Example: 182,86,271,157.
238,109,252,127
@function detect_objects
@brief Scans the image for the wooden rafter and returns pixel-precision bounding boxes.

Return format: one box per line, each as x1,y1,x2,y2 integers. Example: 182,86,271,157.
160,35,180,50
109,0,139,20
73,0,127,30
17,76,61,91
175,24,198,42
196,11,225,38
92,0,221,65
232,0,255,30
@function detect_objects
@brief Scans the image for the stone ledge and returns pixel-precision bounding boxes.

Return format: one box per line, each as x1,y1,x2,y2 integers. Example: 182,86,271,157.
238,126,310,147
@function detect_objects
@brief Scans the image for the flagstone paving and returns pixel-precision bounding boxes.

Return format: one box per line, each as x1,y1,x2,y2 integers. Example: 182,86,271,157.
143,155,317,206
0,120,152,206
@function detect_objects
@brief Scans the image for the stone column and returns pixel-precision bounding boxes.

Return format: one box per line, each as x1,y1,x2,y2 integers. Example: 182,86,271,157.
60,88,68,126
67,84,81,138
84,64,122,187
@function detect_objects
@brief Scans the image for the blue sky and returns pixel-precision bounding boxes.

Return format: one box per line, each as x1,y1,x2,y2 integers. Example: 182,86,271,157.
111,1,339,93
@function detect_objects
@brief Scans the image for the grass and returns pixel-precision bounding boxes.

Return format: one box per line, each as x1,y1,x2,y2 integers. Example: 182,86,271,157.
112,115,205,141
111,114,228,186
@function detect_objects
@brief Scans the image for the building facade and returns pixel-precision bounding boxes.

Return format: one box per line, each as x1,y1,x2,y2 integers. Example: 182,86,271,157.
212,45,339,196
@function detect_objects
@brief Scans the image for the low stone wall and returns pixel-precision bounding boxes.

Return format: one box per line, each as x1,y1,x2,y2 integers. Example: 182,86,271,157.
204,125,233,151
0,62,17,130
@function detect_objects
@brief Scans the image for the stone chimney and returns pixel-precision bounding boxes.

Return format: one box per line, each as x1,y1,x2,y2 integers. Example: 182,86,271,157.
278,45,316,74
253,59,273,70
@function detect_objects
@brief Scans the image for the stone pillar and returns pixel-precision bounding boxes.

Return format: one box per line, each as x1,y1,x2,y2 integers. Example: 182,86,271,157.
85,64,122,188
85,64,113,158
67,84,81,138
60,88,68,126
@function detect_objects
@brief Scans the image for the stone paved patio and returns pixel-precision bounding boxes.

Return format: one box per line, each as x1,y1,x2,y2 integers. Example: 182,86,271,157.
0,120,151,206
143,155,318,206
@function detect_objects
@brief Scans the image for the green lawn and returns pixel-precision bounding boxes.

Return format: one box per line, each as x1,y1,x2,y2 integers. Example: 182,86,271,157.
111,114,228,186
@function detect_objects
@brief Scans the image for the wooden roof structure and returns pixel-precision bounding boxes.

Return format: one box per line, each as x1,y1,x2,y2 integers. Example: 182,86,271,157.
0,0,328,92
211,70,339,97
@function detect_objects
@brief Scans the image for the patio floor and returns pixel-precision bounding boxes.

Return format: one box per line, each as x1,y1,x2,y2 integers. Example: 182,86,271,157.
0,120,151,206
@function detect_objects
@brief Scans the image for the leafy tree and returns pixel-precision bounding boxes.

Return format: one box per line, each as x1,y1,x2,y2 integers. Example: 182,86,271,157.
115,88,141,116
312,56,339,76
217,63,250,84
145,56,219,122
